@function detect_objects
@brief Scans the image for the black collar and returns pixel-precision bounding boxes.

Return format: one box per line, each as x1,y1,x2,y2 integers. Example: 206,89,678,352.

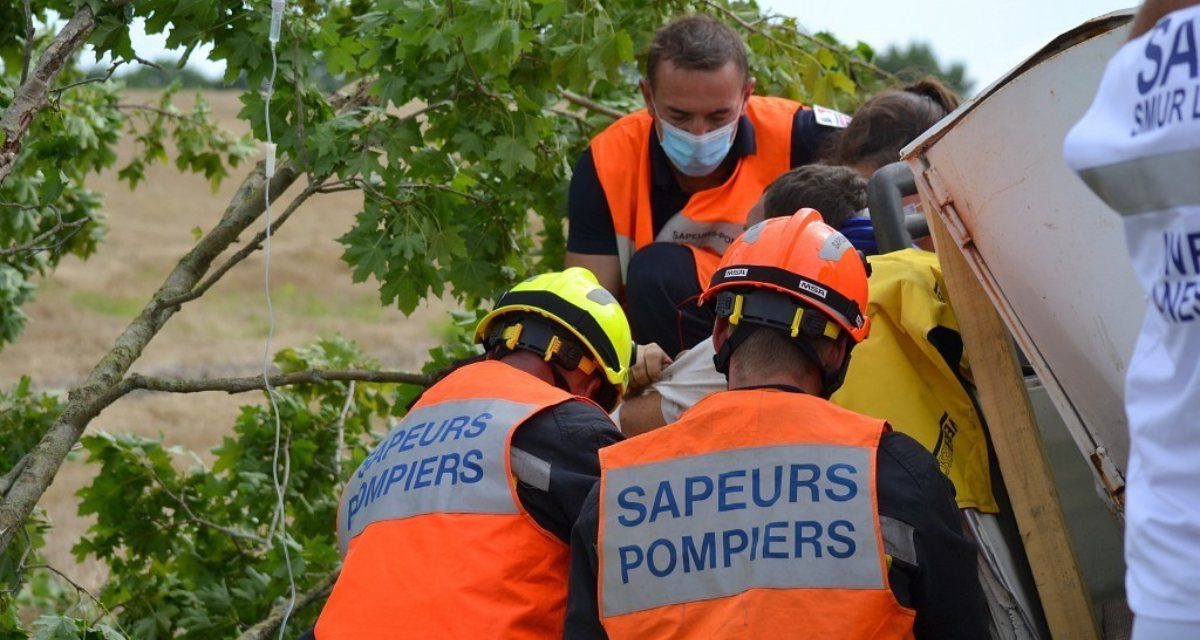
649,114,758,189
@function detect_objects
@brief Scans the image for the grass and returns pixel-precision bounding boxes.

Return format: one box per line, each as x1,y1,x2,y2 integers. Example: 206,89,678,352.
70,291,145,318
66,283,388,330
205,285,394,339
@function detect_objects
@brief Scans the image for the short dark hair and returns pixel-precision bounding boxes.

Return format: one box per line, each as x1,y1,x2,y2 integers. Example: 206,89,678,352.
729,325,822,381
762,164,868,230
832,77,961,174
646,15,749,85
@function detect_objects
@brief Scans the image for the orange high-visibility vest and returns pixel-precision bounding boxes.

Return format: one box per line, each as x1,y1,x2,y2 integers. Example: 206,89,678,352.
597,388,915,639
590,96,802,287
316,360,591,639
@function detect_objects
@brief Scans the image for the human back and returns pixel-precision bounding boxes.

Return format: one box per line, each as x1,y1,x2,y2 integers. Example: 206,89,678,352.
313,268,631,639
320,360,581,638
567,213,986,638
597,386,913,639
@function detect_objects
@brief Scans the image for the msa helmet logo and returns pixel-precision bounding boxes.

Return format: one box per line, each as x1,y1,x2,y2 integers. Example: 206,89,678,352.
724,268,749,278
798,280,828,299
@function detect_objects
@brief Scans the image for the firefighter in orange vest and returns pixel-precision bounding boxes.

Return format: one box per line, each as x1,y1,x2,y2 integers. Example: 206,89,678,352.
312,268,632,639
565,15,848,356
564,212,987,638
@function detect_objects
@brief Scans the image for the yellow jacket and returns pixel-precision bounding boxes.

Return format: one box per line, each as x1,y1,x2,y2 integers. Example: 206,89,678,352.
833,249,997,513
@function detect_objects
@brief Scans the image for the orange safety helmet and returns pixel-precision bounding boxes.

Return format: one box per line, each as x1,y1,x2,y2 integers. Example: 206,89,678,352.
700,210,871,393
701,209,870,341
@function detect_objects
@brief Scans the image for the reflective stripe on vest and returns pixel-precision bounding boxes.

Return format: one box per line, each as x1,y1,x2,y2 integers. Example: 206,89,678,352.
598,389,915,639
1077,148,1200,217
590,96,802,286
317,360,588,639
602,444,881,616
337,396,528,555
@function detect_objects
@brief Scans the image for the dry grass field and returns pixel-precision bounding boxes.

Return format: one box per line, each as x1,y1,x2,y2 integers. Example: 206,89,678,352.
0,90,450,592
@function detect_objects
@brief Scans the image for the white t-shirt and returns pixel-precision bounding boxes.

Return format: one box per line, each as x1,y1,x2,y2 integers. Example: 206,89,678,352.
1063,5,1200,624
653,337,724,423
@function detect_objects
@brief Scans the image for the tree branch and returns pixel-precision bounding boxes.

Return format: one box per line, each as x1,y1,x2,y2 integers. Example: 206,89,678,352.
115,103,189,120
0,454,31,498
698,0,896,84
548,106,591,125
145,465,267,545
289,24,311,177
0,158,299,555
24,563,124,630
20,0,33,86
358,180,487,209
405,100,453,122
122,369,431,396
560,90,624,120
52,55,162,97
0,205,88,257
0,3,98,188
0,82,378,558
155,180,323,310
446,0,504,103
236,571,339,640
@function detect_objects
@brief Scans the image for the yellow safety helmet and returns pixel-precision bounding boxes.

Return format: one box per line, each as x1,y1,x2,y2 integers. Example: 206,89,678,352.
475,267,633,403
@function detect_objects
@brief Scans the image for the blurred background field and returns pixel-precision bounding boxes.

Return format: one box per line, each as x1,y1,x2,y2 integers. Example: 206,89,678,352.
0,89,447,593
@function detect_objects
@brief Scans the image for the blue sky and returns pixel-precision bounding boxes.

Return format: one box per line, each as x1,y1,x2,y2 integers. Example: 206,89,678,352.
91,1,1135,94
762,0,1133,92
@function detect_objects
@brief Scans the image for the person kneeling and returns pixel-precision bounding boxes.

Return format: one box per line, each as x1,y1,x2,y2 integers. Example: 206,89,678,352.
565,213,985,639
312,268,631,639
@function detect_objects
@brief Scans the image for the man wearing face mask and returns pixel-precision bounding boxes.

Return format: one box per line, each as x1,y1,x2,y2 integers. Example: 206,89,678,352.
566,15,847,356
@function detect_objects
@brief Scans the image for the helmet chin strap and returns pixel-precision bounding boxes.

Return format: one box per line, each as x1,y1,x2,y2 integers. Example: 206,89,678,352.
713,325,854,399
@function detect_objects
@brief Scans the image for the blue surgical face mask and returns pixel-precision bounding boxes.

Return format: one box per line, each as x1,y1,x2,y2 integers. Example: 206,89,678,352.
653,102,740,177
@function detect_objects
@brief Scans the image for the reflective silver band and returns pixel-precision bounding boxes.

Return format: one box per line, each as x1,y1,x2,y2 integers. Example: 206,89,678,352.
511,446,552,492
880,515,917,567
601,444,882,617
1077,148,1200,217
337,397,535,555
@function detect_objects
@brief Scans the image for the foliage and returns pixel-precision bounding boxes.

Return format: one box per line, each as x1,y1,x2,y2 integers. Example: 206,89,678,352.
875,41,975,97
0,379,66,632
68,337,403,638
0,0,888,635
0,2,255,351
102,61,241,91
0,379,64,581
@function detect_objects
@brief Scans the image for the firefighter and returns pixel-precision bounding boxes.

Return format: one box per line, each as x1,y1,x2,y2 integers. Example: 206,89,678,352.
565,212,986,638
565,15,847,355
312,268,630,638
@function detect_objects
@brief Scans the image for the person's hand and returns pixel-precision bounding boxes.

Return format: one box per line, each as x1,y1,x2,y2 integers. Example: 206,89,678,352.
628,343,673,394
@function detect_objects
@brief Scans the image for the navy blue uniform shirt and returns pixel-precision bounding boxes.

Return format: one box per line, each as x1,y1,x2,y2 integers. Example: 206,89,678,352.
567,108,834,255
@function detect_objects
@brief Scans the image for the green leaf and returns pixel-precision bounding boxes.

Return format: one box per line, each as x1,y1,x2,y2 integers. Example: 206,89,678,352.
489,136,537,176
41,170,66,204
472,22,507,53
829,71,857,95
32,616,82,640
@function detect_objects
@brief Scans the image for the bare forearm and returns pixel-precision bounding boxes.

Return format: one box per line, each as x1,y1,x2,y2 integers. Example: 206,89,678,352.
617,392,668,436
565,252,622,298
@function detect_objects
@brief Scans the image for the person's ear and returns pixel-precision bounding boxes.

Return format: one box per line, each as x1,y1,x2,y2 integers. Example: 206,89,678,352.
640,79,655,116
819,335,850,370
742,76,756,106
712,318,731,351
581,374,603,400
